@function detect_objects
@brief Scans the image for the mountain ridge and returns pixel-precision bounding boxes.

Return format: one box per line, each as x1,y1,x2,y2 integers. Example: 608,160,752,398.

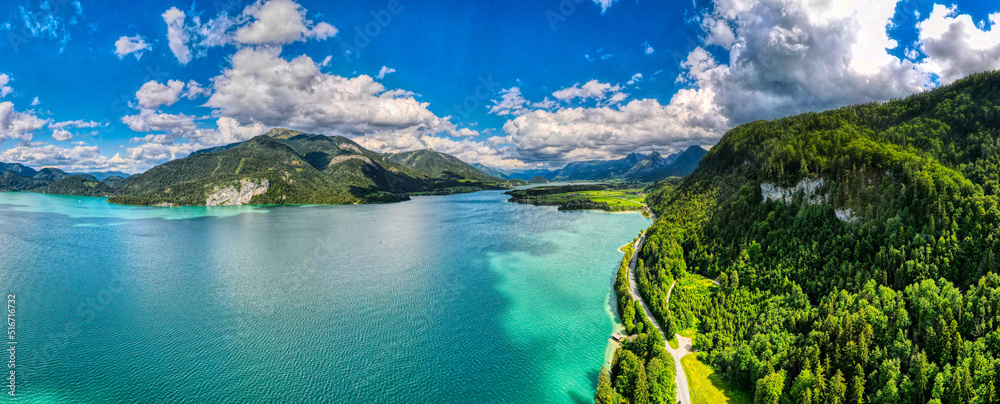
477,146,708,182
0,128,516,206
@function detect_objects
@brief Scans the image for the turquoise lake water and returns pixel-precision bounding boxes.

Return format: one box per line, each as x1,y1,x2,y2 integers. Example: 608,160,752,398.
0,190,649,403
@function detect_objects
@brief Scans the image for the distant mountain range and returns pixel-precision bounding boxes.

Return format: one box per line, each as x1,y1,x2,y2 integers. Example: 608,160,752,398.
74,171,132,181
0,128,707,205
1,128,513,205
0,165,126,197
476,145,708,182
108,128,522,206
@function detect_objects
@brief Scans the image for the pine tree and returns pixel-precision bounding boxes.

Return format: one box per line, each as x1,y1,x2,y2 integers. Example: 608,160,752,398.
829,369,847,404
987,380,997,404
911,351,929,404
948,366,973,404
595,368,616,404
850,364,866,404
814,360,828,402
792,360,815,403
634,362,651,404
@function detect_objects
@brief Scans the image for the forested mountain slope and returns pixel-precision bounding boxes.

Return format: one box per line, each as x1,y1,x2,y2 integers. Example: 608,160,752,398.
108,129,512,206
388,149,501,183
602,71,1000,403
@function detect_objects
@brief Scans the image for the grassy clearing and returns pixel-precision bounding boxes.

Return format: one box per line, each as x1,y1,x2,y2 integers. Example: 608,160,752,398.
506,185,649,212
668,335,679,349
681,354,753,404
535,189,646,206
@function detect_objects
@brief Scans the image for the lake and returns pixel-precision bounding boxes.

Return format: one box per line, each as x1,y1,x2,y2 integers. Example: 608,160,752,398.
0,190,650,403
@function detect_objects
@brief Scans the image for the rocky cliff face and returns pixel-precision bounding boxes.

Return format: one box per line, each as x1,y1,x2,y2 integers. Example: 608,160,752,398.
760,178,857,222
206,179,270,206
760,178,828,205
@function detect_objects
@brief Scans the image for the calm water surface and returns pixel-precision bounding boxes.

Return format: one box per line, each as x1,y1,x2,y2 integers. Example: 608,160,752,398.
0,190,649,403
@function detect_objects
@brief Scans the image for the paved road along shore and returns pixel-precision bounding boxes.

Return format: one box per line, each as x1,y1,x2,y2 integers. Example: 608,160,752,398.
626,233,691,404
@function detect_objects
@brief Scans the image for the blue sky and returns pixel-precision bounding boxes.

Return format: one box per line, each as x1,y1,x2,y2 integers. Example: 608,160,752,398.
0,0,998,173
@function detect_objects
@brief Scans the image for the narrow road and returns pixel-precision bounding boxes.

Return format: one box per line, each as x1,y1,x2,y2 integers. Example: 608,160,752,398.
627,233,691,404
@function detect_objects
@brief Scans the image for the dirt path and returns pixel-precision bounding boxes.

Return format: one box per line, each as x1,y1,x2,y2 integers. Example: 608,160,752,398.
626,234,691,404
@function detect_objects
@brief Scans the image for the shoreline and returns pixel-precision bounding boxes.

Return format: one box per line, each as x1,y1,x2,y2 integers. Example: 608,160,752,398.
3,185,516,209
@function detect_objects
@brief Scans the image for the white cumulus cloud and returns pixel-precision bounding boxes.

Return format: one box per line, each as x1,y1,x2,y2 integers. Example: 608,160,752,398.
0,74,11,98
500,92,727,164
163,7,191,64
52,129,73,141
205,47,455,138
114,35,152,60
0,144,132,172
0,101,49,144
918,4,1000,84
161,0,337,64
552,80,627,104
121,110,196,135
488,87,558,117
234,0,337,45
135,80,187,110
50,120,102,129
678,0,931,125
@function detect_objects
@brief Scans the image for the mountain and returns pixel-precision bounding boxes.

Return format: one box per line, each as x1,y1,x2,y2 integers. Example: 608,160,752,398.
625,146,708,182
0,162,37,178
0,163,127,181
0,168,114,195
70,171,131,181
603,71,1000,403
0,171,49,191
504,168,560,182
108,128,511,206
35,176,114,196
551,152,647,181
527,147,707,182
388,149,501,183
33,167,97,182
621,151,665,178
472,163,513,180
101,176,128,189
0,163,129,181
474,149,705,183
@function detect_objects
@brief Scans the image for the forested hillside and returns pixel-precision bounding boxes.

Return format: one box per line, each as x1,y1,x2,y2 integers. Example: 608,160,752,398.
604,71,1000,403
388,149,502,183
109,129,515,206
0,128,514,206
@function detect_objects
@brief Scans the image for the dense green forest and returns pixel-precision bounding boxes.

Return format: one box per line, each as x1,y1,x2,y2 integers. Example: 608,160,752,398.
603,71,1000,403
